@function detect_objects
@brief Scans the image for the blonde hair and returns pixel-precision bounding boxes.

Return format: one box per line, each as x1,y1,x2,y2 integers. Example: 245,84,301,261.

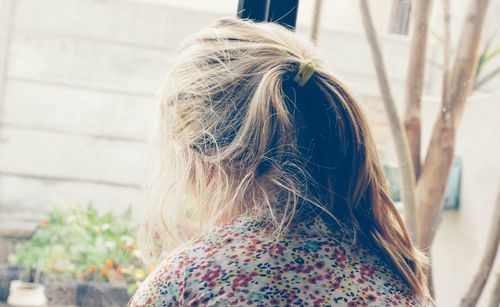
139,17,428,297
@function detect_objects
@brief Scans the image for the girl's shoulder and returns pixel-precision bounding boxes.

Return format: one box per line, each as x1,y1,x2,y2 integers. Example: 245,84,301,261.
129,242,193,307
130,216,254,306
131,213,430,306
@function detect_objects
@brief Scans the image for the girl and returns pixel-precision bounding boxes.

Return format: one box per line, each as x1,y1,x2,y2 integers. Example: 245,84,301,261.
132,17,430,306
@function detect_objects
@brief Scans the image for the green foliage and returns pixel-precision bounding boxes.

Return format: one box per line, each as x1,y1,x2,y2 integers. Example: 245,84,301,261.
9,205,147,294
474,33,500,91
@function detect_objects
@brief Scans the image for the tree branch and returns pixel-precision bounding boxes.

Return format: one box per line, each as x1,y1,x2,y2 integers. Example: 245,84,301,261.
447,0,492,126
310,0,323,43
416,0,492,252
403,0,434,179
459,188,500,307
441,0,452,103
487,272,500,307
359,0,418,239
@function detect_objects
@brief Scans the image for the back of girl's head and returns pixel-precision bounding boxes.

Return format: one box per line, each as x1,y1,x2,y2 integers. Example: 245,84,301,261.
140,17,428,297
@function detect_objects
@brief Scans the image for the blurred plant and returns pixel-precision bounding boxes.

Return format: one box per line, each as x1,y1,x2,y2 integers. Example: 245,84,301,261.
9,205,147,294
474,33,500,91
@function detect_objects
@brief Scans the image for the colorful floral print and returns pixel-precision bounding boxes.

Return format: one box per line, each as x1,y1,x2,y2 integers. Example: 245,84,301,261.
131,211,429,306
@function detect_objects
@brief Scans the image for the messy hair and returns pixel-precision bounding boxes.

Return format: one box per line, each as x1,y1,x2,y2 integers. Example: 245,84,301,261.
139,17,428,296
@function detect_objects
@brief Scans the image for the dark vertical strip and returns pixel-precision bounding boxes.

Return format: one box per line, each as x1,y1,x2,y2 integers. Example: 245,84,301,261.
267,0,299,30
237,0,270,22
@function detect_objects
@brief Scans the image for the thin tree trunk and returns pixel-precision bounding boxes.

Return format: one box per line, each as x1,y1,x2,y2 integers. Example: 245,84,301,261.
447,0,491,127
416,0,492,252
417,11,453,294
487,272,500,307
459,189,500,307
415,112,455,249
310,0,323,43
403,0,433,179
441,0,452,100
424,251,435,298
359,0,417,239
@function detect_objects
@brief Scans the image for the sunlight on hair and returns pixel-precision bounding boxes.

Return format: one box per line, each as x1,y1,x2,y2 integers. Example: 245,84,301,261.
138,17,428,298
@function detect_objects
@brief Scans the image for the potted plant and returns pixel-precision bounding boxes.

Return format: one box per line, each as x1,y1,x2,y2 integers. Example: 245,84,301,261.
7,280,47,306
8,205,148,306
0,264,22,302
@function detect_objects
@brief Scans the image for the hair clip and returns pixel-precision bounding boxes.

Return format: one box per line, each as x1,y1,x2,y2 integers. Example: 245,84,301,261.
293,59,316,87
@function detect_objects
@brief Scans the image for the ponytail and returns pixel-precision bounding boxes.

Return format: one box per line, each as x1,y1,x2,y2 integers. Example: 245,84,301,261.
139,17,428,297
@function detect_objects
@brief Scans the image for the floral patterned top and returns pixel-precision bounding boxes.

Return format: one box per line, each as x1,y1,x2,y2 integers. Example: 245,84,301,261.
131,211,428,306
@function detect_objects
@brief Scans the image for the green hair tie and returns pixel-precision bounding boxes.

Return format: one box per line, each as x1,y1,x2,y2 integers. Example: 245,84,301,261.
293,59,316,87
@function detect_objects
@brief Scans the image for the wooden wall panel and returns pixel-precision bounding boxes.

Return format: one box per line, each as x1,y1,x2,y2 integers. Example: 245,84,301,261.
0,174,140,214
0,0,412,216
12,0,223,48
0,127,146,186
3,79,155,140
7,32,174,95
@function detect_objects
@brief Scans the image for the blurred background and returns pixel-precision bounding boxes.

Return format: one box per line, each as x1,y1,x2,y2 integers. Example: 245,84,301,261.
0,0,498,306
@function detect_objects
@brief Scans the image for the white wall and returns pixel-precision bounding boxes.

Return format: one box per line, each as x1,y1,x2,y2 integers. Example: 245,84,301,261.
430,94,500,307
0,0,224,216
